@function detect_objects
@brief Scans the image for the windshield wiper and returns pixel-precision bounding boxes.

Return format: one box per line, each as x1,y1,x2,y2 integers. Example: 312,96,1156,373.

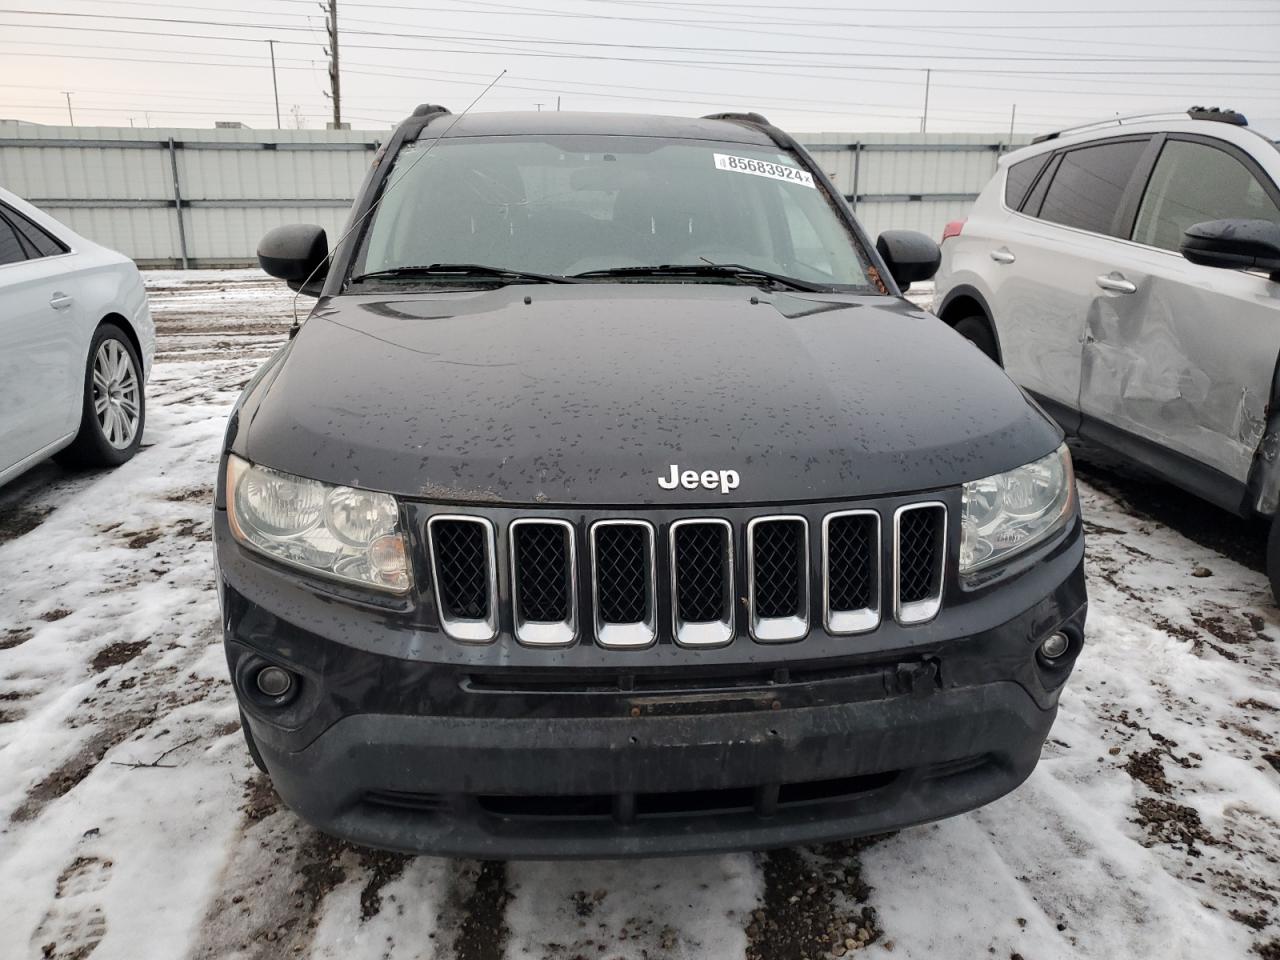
571,263,827,292
350,263,576,285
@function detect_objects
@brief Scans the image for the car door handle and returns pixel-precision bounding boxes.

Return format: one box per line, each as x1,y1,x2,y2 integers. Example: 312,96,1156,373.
49,292,74,310
1095,274,1136,294
990,249,1016,264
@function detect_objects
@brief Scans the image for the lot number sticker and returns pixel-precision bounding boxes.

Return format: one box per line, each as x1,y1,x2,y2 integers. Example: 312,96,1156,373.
713,153,815,188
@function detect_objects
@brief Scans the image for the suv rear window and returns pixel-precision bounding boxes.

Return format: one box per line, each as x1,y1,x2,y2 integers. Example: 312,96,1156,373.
1004,154,1049,210
1036,139,1149,236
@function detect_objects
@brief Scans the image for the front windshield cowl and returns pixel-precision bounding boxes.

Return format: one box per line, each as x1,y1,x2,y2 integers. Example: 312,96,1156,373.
350,133,875,293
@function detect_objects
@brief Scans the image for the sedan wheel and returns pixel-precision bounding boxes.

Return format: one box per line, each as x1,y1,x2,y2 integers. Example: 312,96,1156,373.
55,323,147,469
92,338,142,449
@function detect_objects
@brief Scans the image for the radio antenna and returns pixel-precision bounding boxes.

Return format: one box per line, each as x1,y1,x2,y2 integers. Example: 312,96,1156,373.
288,69,508,333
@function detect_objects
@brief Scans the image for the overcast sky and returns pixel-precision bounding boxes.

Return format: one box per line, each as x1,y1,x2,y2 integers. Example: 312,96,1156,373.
1,0,1278,135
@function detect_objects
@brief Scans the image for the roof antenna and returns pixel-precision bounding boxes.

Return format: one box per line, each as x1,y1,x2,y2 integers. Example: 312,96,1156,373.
287,69,509,335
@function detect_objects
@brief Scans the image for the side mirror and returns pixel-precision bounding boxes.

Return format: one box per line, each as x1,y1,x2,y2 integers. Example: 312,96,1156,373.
258,224,329,295
1182,219,1280,282
875,230,941,291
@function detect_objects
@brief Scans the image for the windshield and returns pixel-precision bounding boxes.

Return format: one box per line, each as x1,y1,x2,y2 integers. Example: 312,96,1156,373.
353,134,873,289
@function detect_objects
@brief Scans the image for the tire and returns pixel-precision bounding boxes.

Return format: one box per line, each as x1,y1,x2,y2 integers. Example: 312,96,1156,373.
240,709,269,773
55,323,146,469
953,315,1000,364
1267,516,1280,608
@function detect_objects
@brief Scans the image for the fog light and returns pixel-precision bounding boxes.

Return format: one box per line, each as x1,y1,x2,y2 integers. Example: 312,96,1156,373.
255,665,294,698
1040,632,1070,659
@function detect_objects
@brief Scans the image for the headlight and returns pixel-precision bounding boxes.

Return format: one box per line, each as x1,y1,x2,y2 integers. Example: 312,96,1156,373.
960,443,1074,574
226,454,410,592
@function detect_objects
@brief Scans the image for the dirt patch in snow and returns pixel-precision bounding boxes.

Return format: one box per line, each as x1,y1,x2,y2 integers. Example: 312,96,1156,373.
2,626,33,650
90,641,149,673
241,773,279,822
356,848,412,922
12,712,152,822
0,503,55,545
38,608,72,623
452,860,512,960
165,485,214,503
123,528,163,550
1134,798,1216,852
1195,614,1267,647
1125,748,1173,794
1233,908,1273,932
746,839,887,960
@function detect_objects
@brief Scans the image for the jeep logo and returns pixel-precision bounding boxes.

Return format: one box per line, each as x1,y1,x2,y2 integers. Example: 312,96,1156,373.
657,464,740,495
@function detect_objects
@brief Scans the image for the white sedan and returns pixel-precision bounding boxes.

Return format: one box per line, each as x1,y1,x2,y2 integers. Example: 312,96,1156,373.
0,186,154,486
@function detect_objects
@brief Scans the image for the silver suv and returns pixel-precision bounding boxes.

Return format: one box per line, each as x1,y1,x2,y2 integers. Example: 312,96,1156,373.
934,107,1280,597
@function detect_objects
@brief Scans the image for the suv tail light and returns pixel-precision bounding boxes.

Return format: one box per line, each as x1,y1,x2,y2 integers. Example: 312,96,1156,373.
941,219,966,243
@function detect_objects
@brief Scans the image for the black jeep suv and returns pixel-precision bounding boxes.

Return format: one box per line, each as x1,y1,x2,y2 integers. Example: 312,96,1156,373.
214,107,1087,858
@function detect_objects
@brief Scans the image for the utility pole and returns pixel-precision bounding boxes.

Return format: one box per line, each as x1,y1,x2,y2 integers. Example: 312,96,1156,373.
556,96,561,111
535,102,544,111
920,69,931,134
1007,103,1017,149
268,39,281,129
323,0,341,128
62,91,75,125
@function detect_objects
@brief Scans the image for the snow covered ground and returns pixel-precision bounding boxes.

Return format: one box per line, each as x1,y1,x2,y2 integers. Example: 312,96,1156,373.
0,271,1277,960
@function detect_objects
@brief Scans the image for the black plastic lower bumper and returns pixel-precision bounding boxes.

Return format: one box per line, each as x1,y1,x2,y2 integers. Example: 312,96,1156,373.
247,681,1055,858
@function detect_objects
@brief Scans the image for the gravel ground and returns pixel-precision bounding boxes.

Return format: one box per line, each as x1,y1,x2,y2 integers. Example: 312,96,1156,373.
0,271,1276,960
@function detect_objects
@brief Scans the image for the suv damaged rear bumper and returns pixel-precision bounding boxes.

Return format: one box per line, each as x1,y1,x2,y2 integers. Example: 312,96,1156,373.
218,510,1086,859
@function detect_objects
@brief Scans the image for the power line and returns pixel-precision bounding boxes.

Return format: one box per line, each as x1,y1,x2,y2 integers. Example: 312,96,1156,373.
1,8,1273,62
5,26,1279,81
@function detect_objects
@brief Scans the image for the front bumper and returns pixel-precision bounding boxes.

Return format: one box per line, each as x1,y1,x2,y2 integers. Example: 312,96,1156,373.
248,682,1058,859
216,506,1086,859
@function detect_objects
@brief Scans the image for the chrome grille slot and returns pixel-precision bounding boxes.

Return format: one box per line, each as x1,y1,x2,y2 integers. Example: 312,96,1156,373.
748,516,809,642
670,519,734,647
893,503,946,625
590,520,657,649
510,519,577,646
823,510,880,634
427,516,498,643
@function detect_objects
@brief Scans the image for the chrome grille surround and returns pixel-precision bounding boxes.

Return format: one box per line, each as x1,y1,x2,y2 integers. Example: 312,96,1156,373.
669,518,735,648
509,518,578,647
746,516,810,643
421,496,950,648
822,509,881,635
589,519,657,649
892,502,947,626
426,515,499,643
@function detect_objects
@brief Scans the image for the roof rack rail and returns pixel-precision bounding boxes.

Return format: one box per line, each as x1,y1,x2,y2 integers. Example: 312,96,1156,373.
702,111,771,126
1031,106,1248,145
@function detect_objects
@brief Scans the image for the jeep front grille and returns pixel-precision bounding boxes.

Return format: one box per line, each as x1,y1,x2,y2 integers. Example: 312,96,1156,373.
590,520,657,649
428,499,948,647
823,510,880,634
670,519,734,648
510,519,577,646
893,503,946,625
427,516,498,643
747,517,809,642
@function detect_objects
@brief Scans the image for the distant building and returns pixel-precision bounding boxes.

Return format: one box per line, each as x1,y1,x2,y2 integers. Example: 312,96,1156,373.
215,121,250,129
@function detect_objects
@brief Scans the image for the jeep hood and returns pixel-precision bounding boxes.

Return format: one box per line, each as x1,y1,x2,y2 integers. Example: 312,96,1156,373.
241,284,1061,505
